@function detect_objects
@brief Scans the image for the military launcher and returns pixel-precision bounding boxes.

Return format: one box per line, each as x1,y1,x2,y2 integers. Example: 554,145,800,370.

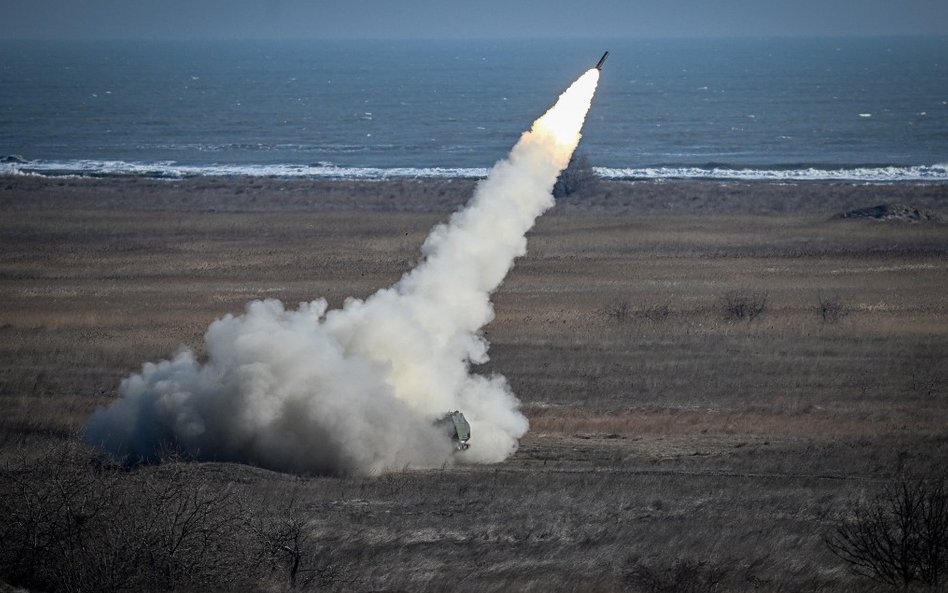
436,410,470,451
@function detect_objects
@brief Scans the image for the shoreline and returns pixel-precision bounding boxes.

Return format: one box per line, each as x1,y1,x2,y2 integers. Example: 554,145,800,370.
5,162,948,184
2,175,946,216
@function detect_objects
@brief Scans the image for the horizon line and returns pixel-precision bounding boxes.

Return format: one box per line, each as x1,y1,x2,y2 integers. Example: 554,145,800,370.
2,33,948,43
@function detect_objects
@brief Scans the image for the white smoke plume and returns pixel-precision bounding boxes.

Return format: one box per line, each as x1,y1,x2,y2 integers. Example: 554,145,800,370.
85,69,601,476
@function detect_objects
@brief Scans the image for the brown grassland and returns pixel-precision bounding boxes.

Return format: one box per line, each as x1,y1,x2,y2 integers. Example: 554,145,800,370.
0,176,946,592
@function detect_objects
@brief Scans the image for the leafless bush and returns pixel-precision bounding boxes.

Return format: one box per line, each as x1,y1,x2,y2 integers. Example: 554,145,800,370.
553,152,600,198
602,299,632,322
910,370,941,400
906,347,945,399
825,477,948,588
600,301,670,324
123,464,252,592
0,442,258,593
722,290,767,321
251,493,343,589
624,558,728,593
0,443,119,593
640,303,670,322
817,294,848,323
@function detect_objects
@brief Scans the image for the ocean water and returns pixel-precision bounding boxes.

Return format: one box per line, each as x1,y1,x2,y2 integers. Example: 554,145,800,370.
1,38,946,181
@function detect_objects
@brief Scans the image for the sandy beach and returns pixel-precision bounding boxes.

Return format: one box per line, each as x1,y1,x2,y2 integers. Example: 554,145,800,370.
1,175,947,591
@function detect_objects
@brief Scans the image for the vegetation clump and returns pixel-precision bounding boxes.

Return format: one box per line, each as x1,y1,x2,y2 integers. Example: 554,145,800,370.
826,477,948,589
0,443,328,593
818,294,849,323
624,558,728,593
722,290,768,321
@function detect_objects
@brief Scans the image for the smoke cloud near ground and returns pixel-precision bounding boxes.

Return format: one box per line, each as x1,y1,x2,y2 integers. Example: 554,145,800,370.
85,69,600,476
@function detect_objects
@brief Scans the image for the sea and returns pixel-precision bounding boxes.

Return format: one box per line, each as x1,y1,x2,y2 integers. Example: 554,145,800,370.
1,37,946,182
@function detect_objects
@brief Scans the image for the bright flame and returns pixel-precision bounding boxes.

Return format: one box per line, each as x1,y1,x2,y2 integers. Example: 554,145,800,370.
531,68,600,157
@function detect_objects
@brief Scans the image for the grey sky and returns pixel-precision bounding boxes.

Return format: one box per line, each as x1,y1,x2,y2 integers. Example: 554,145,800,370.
2,0,947,40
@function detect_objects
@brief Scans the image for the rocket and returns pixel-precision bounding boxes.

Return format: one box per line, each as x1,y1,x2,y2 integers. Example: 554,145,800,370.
595,51,609,71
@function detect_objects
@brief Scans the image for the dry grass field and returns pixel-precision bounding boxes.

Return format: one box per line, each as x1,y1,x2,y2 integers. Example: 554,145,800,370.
0,176,946,592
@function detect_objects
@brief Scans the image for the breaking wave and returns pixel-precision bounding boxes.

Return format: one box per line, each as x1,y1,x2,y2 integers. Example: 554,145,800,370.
595,163,948,182
2,158,946,182
0,159,489,180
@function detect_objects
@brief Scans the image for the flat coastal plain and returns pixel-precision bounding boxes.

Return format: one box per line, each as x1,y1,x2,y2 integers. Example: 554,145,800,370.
1,176,947,592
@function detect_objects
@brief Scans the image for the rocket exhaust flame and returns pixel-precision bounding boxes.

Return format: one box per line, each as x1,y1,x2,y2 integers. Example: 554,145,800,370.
85,67,601,476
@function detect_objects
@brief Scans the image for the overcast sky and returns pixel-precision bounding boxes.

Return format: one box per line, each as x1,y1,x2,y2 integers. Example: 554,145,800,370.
2,0,947,40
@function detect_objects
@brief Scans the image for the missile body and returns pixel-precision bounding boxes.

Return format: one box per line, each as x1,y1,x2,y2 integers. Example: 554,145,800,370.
595,51,609,70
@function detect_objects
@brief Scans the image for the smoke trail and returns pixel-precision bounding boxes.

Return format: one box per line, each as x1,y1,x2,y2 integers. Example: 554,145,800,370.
85,69,600,476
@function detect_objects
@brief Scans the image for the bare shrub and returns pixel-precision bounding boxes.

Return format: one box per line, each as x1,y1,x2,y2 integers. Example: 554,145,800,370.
722,290,767,321
252,493,329,589
0,442,257,593
910,369,941,399
825,477,948,588
624,558,728,593
602,299,631,322
640,303,670,323
906,346,945,400
553,152,599,198
600,301,670,324
817,294,848,323
0,442,119,593
122,464,252,592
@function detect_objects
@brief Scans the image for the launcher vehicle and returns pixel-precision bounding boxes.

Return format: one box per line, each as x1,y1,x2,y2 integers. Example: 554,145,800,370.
436,410,471,451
